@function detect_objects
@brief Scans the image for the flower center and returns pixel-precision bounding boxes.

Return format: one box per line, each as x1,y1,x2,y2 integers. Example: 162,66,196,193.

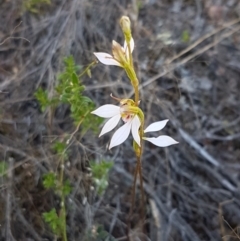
120,105,134,122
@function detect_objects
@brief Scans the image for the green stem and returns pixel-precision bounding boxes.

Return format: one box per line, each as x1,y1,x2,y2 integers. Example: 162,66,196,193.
127,42,133,68
78,60,97,79
59,158,68,241
126,41,145,229
134,84,139,104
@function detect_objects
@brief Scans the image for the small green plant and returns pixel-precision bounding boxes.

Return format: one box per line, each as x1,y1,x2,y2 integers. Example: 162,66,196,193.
35,56,101,133
35,56,105,240
56,56,101,132
23,0,51,13
42,141,71,241
42,172,56,189
90,160,113,195
34,88,52,112
42,208,63,237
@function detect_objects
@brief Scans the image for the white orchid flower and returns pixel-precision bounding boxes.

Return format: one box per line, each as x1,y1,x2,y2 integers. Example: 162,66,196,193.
93,38,134,67
91,103,141,149
91,103,178,149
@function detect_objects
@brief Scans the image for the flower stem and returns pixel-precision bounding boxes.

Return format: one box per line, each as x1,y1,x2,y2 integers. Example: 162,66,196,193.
126,42,145,230
78,60,97,79
127,42,133,68
122,19,145,231
134,83,139,104
59,158,68,241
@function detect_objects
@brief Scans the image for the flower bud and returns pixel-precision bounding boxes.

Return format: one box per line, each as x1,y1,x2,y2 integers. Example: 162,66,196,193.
112,40,126,65
119,16,132,42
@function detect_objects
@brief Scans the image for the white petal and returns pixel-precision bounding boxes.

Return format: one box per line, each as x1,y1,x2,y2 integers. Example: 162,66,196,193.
143,135,178,147
131,115,141,147
99,114,121,137
129,37,134,53
91,104,120,118
144,119,169,133
123,38,135,61
123,38,134,53
109,121,132,149
94,52,122,66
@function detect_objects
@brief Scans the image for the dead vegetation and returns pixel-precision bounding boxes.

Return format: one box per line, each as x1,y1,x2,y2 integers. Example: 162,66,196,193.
0,0,240,240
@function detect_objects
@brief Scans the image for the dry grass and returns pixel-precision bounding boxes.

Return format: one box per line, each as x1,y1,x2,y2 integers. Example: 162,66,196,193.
0,0,240,240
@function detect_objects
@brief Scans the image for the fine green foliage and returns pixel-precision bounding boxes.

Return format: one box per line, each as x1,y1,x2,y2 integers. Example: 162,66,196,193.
52,141,68,160
43,172,56,189
42,140,71,241
56,56,101,132
34,55,102,133
34,88,51,112
181,30,190,43
23,0,51,13
35,56,103,241
90,160,113,195
0,161,8,177
62,180,72,196
43,209,63,237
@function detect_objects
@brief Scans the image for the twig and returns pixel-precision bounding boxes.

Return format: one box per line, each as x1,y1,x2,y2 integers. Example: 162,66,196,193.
219,199,234,240
222,216,240,240
178,128,220,167
5,158,16,241
0,22,30,45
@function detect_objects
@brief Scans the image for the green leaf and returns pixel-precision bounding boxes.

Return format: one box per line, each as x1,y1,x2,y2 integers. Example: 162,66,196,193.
43,209,61,236
52,141,68,160
90,160,113,195
43,172,56,189
52,141,67,155
72,73,79,85
62,180,72,196
0,161,8,177
34,88,50,112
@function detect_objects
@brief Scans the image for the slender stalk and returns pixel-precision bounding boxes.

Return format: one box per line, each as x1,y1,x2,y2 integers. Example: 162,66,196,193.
137,155,145,226
123,24,145,235
59,158,68,241
134,84,139,104
126,46,145,230
130,155,140,215
78,60,97,79
127,42,133,69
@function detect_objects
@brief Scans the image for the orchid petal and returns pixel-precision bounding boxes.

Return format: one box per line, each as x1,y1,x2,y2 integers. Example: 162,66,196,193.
109,121,132,149
129,38,134,53
99,114,121,137
94,52,122,66
131,115,141,146
91,105,120,118
123,37,134,53
123,38,135,61
144,119,169,133
143,135,178,147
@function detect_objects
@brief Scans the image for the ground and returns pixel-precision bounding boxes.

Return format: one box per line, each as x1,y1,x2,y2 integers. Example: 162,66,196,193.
0,0,240,240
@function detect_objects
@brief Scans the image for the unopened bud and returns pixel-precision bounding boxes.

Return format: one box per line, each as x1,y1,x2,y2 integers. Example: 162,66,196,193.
120,16,132,42
112,40,126,65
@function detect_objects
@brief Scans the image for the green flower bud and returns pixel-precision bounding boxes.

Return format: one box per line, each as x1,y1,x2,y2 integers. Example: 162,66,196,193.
120,16,132,42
